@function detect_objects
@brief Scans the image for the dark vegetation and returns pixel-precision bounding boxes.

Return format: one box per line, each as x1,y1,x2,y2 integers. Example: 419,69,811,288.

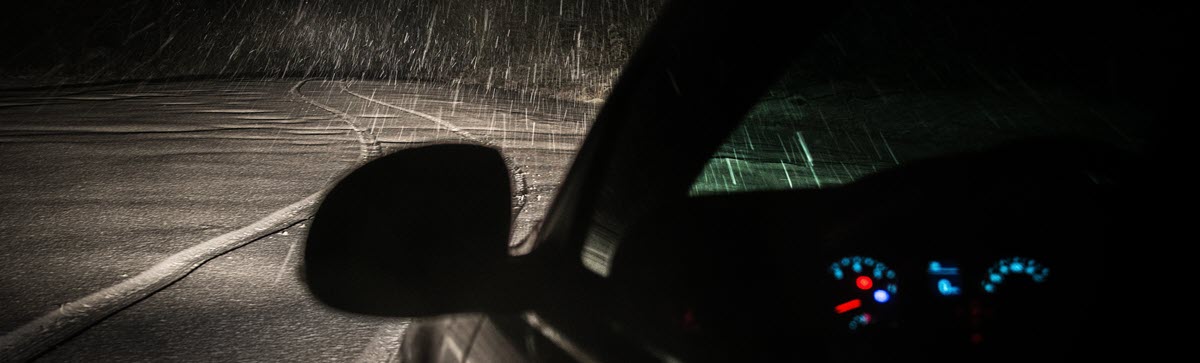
1,0,666,100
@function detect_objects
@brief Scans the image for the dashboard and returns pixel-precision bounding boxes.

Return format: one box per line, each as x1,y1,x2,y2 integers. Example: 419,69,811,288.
605,140,1135,362
828,255,1053,335
821,253,1082,362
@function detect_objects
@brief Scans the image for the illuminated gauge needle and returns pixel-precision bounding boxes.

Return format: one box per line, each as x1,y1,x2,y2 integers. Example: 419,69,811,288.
835,299,862,314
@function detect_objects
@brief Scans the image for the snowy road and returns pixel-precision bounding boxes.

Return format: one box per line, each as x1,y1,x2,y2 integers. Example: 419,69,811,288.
0,79,596,361
0,78,1141,362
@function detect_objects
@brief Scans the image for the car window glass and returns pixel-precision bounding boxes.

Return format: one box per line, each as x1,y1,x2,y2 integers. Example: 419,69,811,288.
689,9,1148,195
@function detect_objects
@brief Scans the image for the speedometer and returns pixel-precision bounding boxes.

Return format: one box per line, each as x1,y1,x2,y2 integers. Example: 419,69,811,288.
829,256,897,331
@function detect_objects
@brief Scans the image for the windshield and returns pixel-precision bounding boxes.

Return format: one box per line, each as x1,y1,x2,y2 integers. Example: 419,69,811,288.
690,13,1148,195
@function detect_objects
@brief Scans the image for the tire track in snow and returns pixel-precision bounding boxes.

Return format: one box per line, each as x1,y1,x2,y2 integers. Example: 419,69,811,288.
337,81,531,228
293,81,419,363
289,80,384,162
0,210,319,362
0,79,380,362
337,82,542,362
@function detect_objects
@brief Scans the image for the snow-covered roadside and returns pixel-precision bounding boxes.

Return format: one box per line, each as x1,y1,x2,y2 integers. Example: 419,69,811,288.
0,78,595,361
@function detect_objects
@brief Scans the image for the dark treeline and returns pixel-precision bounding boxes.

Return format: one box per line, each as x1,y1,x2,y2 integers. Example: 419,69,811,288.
1,0,666,99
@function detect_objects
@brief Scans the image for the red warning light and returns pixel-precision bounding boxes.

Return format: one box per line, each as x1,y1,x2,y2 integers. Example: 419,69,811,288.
835,299,863,314
856,276,873,290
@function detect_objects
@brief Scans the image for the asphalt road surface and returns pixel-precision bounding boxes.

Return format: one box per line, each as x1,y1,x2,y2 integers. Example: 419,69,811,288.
0,79,597,361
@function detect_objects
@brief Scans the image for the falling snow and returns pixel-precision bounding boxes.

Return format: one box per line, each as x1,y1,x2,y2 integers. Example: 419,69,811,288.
3,0,666,102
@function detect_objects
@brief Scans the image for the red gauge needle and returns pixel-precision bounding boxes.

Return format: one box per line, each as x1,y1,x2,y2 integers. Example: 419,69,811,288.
835,299,862,314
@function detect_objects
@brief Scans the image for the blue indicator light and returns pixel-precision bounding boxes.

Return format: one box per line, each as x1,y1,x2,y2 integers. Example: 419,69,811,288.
928,260,959,275
984,283,996,293
1011,262,1024,273
937,279,961,296
990,273,1003,283
873,290,890,303
886,270,896,279
1026,265,1036,274
852,262,863,273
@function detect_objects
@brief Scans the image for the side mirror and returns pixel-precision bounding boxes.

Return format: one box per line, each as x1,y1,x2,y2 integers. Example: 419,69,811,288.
304,144,529,316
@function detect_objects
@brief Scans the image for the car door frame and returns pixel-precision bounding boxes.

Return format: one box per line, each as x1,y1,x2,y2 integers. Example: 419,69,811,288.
511,1,849,361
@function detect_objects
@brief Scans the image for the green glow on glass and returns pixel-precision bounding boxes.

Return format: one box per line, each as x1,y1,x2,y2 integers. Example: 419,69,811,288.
725,158,737,185
795,131,821,188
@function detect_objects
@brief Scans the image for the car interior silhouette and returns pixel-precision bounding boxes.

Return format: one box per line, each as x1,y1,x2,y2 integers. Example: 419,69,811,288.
303,0,1180,361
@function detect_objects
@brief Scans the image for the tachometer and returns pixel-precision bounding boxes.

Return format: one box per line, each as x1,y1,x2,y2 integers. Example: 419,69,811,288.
981,257,1049,294
829,256,897,331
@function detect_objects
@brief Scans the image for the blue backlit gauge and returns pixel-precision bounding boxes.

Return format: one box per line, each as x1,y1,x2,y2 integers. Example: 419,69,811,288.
830,256,897,331
981,257,1049,294
929,260,963,296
